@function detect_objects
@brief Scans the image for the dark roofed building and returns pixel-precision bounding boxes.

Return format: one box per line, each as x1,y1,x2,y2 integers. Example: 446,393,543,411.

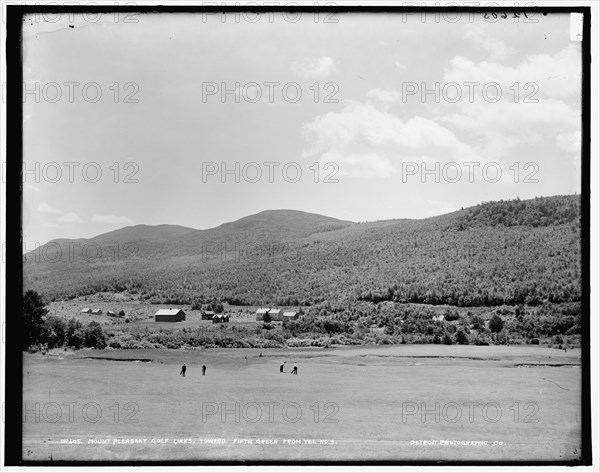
155,308,186,322
212,314,230,324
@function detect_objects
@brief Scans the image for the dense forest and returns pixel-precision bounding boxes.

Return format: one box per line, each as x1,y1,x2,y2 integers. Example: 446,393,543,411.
24,195,582,308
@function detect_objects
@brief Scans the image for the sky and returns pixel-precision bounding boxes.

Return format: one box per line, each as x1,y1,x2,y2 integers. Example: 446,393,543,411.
21,10,583,246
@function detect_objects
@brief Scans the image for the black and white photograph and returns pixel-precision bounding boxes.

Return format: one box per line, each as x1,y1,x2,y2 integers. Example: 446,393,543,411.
2,1,598,469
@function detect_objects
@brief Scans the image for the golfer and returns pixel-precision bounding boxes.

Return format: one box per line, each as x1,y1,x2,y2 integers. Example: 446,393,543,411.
280,361,286,373
180,364,187,377
291,362,298,375
202,365,206,376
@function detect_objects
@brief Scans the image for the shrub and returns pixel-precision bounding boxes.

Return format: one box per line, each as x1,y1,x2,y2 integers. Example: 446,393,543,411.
191,299,202,311
23,290,48,349
455,330,469,345
530,338,540,345
84,321,107,349
42,316,66,349
443,333,453,345
66,319,85,348
489,314,505,333
470,315,485,330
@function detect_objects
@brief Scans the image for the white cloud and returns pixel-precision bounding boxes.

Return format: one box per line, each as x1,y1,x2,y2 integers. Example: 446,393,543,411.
37,203,83,223
291,57,337,79
441,98,579,132
443,45,581,100
91,214,135,224
316,150,396,179
57,212,83,223
302,100,477,178
436,45,582,161
366,88,402,109
37,203,63,214
556,131,581,153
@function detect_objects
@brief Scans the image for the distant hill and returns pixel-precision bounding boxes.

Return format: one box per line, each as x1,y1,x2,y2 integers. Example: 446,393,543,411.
24,195,582,308
162,209,352,257
41,224,198,247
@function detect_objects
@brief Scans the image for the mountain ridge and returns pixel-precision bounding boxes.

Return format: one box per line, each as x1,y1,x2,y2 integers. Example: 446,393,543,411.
24,194,582,307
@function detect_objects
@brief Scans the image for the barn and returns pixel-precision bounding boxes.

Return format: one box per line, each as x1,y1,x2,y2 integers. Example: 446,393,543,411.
268,308,283,321
91,309,102,315
212,314,230,324
255,308,270,321
107,310,117,317
202,310,215,321
155,308,186,322
81,308,91,314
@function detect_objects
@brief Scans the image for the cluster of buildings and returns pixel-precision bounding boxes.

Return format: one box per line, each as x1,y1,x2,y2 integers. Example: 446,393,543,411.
81,308,122,317
255,308,298,322
84,306,301,324
81,308,104,316
154,309,230,323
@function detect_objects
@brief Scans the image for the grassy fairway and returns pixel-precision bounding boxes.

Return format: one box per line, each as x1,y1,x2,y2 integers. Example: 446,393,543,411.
22,345,582,462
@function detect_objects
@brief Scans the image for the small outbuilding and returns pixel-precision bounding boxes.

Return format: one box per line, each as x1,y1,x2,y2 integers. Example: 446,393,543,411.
282,311,299,326
81,308,92,314
212,314,230,324
91,309,102,315
432,315,445,323
283,311,298,320
107,310,117,317
268,308,283,321
202,310,215,321
155,308,186,322
255,308,270,321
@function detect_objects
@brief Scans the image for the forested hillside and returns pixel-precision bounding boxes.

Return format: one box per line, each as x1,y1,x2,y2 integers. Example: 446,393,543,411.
24,195,582,308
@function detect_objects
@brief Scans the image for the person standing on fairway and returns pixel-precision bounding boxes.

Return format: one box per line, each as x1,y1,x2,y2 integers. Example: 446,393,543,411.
180,364,187,377
280,361,286,373
202,365,206,376
291,362,298,375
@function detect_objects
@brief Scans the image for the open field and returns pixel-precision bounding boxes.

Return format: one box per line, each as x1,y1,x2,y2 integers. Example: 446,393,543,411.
22,344,582,462
44,293,281,328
